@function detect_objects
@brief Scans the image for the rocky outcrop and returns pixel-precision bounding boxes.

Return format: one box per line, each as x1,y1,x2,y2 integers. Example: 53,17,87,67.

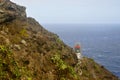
0,0,26,23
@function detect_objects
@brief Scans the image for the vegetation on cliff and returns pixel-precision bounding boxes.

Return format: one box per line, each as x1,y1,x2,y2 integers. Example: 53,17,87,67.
0,0,119,80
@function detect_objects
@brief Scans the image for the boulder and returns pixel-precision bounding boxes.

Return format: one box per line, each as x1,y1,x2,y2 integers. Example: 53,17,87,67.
14,44,21,50
0,0,26,23
21,39,27,46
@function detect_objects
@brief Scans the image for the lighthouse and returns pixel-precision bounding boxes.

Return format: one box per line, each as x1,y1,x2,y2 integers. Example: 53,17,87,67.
74,43,82,59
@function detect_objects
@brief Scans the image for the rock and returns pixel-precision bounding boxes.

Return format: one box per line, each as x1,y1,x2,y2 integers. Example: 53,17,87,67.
5,38,10,45
0,35,10,45
21,40,27,46
0,31,7,35
0,9,4,13
0,0,7,6
14,44,21,50
0,0,26,23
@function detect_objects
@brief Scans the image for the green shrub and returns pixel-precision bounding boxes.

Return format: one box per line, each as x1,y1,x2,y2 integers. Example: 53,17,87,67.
51,53,77,79
19,28,28,37
0,45,31,79
51,53,67,70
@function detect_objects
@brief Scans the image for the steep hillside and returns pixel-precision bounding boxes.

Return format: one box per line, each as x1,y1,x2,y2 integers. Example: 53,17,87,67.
0,0,119,80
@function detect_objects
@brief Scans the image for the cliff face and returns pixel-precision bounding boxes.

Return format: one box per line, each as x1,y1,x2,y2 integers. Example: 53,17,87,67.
0,0,119,80
0,0,26,23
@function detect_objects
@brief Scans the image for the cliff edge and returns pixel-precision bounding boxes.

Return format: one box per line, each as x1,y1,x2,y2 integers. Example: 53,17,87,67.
0,0,119,80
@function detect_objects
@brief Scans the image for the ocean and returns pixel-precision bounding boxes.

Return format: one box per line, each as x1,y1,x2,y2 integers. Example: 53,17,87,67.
43,24,120,78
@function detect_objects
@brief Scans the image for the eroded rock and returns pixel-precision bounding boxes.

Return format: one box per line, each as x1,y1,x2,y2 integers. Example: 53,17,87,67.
0,0,26,23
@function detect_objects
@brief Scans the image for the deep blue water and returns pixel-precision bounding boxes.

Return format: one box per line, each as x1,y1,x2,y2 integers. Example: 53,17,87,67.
43,24,120,78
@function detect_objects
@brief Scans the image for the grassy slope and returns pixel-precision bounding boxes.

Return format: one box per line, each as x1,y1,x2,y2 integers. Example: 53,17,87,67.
0,18,77,80
0,17,119,80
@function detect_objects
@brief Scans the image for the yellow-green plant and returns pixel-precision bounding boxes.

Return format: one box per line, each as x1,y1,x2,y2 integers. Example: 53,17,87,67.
0,45,31,79
51,53,77,79
51,53,67,70
19,28,28,37
0,45,9,53
0,45,12,56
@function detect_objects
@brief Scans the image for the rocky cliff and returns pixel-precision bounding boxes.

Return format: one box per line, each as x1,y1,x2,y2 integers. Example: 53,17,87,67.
0,0,26,23
0,0,119,80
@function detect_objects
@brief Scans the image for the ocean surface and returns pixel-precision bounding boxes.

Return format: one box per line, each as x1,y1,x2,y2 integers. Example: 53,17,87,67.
43,24,120,78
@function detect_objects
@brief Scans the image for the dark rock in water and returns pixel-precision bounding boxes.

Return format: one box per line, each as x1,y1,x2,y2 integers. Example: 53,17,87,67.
0,0,26,23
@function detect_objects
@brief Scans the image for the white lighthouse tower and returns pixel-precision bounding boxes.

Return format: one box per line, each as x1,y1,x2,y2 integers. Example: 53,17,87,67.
74,43,82,59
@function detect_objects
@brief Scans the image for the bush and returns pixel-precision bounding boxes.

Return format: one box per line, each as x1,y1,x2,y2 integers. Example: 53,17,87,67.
51,53,77,79
19,28,28,37
0,45,31,79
